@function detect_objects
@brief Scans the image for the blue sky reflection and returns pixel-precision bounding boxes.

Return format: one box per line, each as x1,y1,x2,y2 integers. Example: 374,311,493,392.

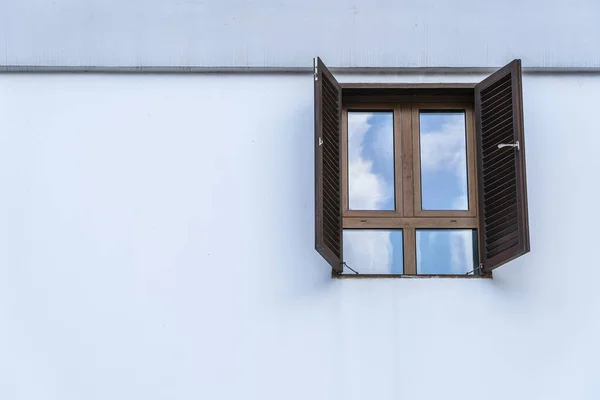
419,112,468,210
416,229,476,274
347,111,395,211
343,230,403,274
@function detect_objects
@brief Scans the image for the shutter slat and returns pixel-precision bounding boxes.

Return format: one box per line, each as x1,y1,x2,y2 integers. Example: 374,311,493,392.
484,200,518,224
480,83,512,108
483,151,515,175
481,117,514,148
481,95,512,120
485,163,516,187
323,225,339,247
314,57,343,273
322,190,338,212
481,74,511,98
484,188,518,212
483,117,513,147
483,179,517,204
485,208,518,232
481,123,514,152
488,236,520,258
481,80,512,103
486,222,519,248
481,106,513,130
484,190,518,212
322,109,339,130
476,59,530,272
483,175,517,196
481,104,513,130
322,100,339,120
483,161,516,183
487,225,519,246
484,215,518,242
485,161,516,181
322,104,339,129
322,151,339,175
322,77,338,97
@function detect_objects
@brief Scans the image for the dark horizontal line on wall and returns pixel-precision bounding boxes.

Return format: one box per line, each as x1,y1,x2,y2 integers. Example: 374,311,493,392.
2,65,600,74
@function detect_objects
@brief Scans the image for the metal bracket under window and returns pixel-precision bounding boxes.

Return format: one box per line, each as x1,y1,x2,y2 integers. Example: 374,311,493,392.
314,58,318,81
466,263,484,275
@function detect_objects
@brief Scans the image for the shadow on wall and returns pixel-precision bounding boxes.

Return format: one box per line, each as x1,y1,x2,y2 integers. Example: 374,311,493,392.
262,104,337,307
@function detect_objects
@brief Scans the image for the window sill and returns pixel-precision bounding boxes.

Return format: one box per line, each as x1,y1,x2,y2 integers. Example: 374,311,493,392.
333,272,492,279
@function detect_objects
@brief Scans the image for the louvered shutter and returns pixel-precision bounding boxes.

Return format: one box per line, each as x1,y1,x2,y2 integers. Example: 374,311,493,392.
475,59,530,272
314,57,343,273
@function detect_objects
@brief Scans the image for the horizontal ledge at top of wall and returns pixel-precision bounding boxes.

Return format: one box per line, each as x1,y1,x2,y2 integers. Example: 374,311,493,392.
2,65,600,74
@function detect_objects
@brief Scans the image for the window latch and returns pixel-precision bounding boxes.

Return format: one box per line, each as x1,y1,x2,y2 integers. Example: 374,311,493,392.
497,141,520,150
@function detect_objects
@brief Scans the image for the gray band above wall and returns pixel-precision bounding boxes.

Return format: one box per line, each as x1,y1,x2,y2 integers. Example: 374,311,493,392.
1,0,599,70
2,66,600,74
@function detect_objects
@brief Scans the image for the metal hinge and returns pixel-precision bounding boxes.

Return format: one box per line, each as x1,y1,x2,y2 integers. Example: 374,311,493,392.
497,141,520,150
319,137,323,146
314,58,318,81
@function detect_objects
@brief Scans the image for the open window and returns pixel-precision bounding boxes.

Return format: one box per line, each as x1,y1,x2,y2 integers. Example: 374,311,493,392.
314,57,530,277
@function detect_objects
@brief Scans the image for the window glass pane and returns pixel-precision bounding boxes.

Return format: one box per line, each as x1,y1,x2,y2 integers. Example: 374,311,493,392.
348,111,395,210
416,229,477,274
419,111,468,210
343,230,403,274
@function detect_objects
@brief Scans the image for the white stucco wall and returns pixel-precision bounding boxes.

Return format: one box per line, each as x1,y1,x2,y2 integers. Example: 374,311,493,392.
1,0,600,69
1,72,599,399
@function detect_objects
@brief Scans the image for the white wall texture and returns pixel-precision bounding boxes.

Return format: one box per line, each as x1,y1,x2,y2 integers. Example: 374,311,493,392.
1,71,600,399
1,0,600,69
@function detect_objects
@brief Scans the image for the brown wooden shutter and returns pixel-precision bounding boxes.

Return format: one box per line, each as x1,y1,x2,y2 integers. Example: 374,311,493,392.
475,59,530,272
314,57,343,273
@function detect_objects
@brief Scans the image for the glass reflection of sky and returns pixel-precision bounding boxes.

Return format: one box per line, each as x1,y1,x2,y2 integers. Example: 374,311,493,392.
347,111,395,211
416,230,477,275
419,112,468,211
343,230,403,274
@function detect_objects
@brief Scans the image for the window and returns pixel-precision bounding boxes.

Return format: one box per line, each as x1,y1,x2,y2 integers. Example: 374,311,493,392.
314,57,530,277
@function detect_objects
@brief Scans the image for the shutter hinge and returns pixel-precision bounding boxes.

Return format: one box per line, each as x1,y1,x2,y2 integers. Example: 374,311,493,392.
497,141,520,151
314,58,318,81
319,137,323,146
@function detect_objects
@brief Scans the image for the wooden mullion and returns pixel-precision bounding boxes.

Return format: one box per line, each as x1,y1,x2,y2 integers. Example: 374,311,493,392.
394,106,403,216
403,227,416,275
411,107,422,215
401,105,414,217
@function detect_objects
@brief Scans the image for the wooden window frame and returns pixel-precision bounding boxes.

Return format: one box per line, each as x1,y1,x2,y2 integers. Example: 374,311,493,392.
341,90,481,276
